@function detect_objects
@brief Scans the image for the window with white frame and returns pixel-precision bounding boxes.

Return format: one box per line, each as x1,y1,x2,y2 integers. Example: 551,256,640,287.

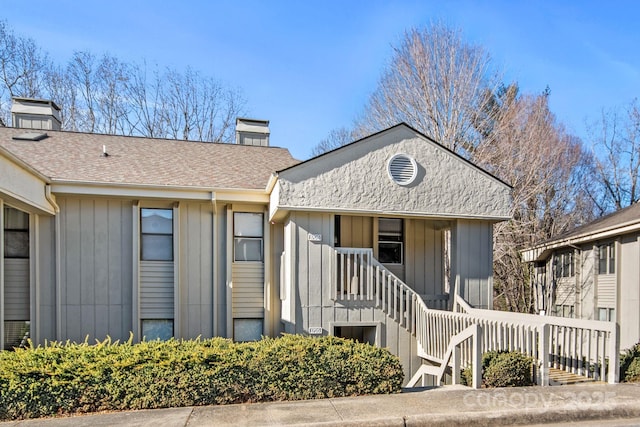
598,243,615,275
140,208,173,261
378,218,403,264
234,212,263,262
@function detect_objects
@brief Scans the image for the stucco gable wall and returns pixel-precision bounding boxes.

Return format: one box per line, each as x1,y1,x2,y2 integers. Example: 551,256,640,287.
277,127,511,219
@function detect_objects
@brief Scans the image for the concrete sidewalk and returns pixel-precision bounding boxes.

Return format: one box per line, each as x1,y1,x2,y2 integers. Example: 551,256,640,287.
3,383,640,427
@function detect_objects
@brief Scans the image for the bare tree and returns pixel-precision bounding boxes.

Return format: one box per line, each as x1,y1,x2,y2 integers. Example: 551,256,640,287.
310,127,359,157
474,86,596,312
94,54,131,135
125,62,167,138
0,21,246,142
66,51,98,132
161,67,244,142
587,99,640,213
354,23,501,155
0,21,50,124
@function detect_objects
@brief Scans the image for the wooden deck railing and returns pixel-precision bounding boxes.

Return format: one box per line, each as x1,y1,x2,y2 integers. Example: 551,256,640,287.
333,247,619,387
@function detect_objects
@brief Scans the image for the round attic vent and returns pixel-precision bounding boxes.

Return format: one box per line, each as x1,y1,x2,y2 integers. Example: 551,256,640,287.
387,154,417,186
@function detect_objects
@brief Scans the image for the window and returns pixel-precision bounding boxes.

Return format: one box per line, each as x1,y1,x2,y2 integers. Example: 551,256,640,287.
598,308,615,322
598,243,615,275
4,207,29,259
141,209,173,261
233,318,263,341
556,251,574,278
234,212,263,262
141,319,173,341
3,321,30,349
378,218,403,264
554,304,574,318
334,325,377,346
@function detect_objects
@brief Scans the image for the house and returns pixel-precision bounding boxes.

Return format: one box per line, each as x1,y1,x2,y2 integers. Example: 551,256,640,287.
522,202,640,351
0,98,620,387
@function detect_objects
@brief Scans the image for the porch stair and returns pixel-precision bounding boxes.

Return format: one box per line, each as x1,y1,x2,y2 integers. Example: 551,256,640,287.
333,247,619,389
548,368,604,385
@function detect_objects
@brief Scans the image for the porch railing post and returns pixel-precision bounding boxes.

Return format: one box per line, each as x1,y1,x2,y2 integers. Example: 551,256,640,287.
452,344,461,385
538,323,550,386
608,322,620,384
472,323,482,389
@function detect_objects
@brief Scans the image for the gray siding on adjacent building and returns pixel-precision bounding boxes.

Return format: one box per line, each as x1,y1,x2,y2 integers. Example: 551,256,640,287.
3,259,29,320
140,261,174,318
58,197,133,343
619,235,640,350
232,263,264,318
556,278,576,307
596,275,616,308
214,203,228,337
451,220,493,309
35,215,56,343
177,202,214,339
578,246,595,319
405,219,445,296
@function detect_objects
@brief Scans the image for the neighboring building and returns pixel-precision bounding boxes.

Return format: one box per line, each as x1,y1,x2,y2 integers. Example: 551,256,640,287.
1,98,619,386
522,203,640,350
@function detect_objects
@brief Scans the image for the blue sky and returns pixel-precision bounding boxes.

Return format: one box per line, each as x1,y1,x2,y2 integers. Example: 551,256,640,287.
3,1,639,160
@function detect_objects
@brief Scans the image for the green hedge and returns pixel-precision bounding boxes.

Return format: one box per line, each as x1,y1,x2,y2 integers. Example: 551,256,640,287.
462,350,534,387
0,334,403,420
620,343,640,382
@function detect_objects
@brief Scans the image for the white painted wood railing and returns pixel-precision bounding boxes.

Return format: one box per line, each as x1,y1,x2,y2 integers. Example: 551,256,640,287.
453,294,619,384
333,247,619,386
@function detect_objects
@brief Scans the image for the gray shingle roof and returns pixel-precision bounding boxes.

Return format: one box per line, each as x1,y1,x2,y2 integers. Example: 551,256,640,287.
551,202,640,242
0,128,299,190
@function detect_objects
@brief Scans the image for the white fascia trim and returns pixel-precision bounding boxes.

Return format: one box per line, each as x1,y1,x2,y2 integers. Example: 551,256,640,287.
0,187,55,215
50,181,269,203
272,205,512,221
523,220,640,262
265,173,278,194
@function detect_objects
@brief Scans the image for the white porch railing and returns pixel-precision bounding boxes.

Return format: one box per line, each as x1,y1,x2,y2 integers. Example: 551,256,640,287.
333,247,619,387
453,295,619,384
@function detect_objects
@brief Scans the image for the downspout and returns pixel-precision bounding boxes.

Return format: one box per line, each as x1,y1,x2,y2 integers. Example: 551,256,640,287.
45,185,62,340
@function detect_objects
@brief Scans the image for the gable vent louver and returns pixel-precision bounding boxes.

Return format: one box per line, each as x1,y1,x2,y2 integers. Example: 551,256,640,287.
387,154,417,186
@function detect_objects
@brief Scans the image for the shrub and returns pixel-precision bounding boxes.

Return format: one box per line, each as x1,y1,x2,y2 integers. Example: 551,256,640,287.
461,350,534,388
620,343,640,382
484,351,534,387
0,334,403,420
